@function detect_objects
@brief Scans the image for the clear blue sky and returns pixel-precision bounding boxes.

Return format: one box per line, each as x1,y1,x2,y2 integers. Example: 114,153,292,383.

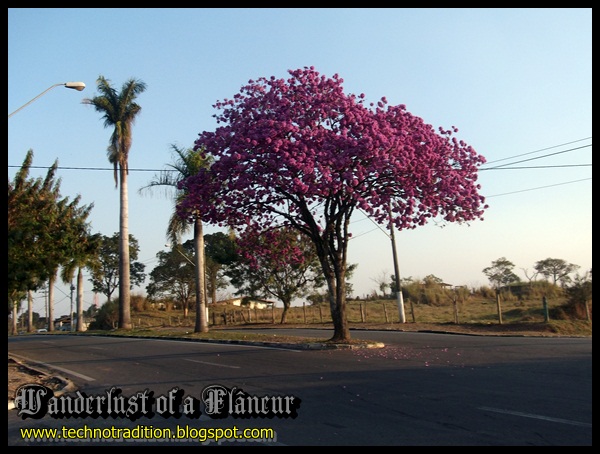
8,8,592,316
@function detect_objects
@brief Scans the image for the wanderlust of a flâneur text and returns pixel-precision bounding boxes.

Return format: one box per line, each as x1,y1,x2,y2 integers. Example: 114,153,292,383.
14,384,301,421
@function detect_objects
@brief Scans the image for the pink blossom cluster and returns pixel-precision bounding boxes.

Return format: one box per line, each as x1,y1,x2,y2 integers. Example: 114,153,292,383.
235,228,308,271
177,66,487,240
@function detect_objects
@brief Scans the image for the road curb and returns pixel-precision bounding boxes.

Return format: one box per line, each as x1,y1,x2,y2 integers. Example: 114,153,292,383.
8,355,76,411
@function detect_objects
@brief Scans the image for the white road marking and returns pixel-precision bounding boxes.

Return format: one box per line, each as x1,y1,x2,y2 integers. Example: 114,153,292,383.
184,358,240,369
478,406,591,428
9,353,95,381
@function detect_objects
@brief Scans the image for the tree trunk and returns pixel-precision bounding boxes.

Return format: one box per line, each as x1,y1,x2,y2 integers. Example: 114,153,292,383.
76,267,84,331
496,289,503,325
312,229,351,342
280,299,291,324
48,274,55,332
11,303,18,335
27,291,34,333
210,275,217,304
304,205,351,341
319,250,350,342
194,217,208,333
119,164,132,329
328,270,350,342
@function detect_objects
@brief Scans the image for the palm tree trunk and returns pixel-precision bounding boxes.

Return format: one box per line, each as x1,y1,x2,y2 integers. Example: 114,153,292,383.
48,273,56,332
27,290,34,333
11,303,18,335
119,164,132,329
76,267,85,331
194,217,208,333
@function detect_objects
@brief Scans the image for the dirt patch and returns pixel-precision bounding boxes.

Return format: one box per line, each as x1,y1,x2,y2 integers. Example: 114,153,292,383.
8,356,67,403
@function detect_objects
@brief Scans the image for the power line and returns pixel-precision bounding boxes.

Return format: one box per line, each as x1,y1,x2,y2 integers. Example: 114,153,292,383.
480,144,591,170
9,137,592,247
482,164,590,170
484,177,591,198
349,173,591,240
8,161,592,173
484,136,591,165
8,137,593,173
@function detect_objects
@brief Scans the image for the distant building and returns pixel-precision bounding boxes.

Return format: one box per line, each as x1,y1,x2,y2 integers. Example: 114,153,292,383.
214,297,275,310
53,314,89,331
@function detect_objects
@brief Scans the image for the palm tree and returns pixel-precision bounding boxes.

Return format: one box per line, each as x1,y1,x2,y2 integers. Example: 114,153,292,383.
83,76,147,330
61,232,101,332
139,144,211,333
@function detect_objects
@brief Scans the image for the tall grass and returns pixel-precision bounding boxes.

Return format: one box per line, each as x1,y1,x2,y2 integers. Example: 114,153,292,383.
128,294,590,329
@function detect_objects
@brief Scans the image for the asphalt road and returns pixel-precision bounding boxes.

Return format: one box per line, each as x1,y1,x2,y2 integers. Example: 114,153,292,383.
8,330,592,446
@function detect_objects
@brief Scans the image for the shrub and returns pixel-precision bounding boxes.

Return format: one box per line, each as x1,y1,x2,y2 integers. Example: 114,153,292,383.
88,300,118,330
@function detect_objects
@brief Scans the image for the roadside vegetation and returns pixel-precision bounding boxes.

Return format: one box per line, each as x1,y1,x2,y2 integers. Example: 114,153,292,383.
10,271,592,343
79,279,593,342
8,70,591,344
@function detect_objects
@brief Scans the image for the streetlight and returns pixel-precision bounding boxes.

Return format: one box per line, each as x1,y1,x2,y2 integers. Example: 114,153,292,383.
8,81,86,119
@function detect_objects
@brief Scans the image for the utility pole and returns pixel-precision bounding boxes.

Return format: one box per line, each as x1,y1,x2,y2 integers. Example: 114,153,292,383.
388,204,406,323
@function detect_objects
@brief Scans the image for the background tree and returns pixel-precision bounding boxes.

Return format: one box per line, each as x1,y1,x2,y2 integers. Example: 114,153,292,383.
139,144,211,333
45,187,94,332
8,151,52,328
203,232,238,304
21,304,42,333
178,67,487,341
88,300,119,330
8,150,94,331
146,246,196,317
8,291,26,335
534,258,580,287
482,257,520,325
520,267,539,285
9,151,65,298
423,274,445,287
227,228,324,323
305,263,357,305
564,269,592,320
390,275,417,296
83,76,147,330
88,233,146,303
397,275,448,306
371,270,390,298
60,232,101,331
482,257,520,289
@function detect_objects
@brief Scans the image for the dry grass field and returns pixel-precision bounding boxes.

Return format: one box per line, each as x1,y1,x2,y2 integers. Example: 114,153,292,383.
123,296,591,338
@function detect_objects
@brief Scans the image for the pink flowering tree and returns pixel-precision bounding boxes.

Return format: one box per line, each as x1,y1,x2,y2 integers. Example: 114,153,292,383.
178,67,488,342
227,228,324,324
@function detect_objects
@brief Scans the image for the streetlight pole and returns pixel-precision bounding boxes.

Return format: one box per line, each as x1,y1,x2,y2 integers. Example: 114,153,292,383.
8,81,85,119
